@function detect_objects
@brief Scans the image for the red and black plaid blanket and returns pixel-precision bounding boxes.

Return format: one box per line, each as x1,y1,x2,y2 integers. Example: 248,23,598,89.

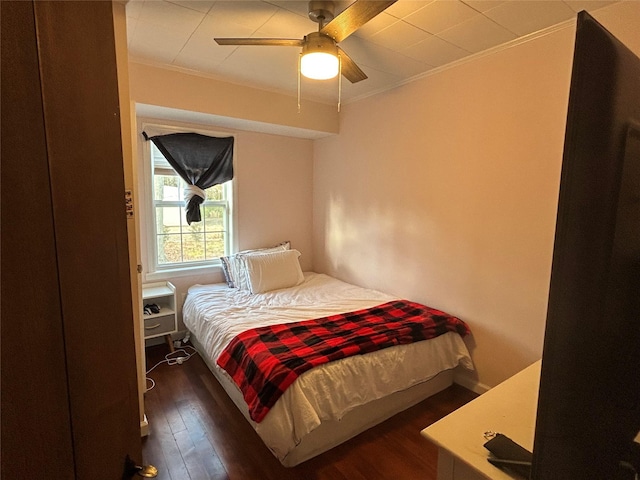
217,300,470,423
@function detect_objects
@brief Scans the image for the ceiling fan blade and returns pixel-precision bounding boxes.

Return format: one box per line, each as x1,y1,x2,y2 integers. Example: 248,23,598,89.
214,38,304,47
339,47,367,83
320,0,397,43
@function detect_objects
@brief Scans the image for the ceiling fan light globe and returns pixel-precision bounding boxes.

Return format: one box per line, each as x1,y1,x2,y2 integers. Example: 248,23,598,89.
301,52,339,80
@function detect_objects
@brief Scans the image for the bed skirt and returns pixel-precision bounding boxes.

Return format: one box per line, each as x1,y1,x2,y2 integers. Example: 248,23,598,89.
190,333,454,467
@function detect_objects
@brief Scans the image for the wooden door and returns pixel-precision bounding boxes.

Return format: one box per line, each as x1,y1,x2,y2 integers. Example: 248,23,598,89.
1,2,76,477
1,2,142,478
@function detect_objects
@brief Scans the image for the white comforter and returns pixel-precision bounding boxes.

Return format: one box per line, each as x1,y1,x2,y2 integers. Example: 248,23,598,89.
183,272,473,461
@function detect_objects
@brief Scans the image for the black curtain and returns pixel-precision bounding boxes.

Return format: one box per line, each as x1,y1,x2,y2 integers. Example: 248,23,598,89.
143,132,234,224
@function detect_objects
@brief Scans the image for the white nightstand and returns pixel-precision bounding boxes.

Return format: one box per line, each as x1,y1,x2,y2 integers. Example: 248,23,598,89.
421,362,540,480
142,281,177,351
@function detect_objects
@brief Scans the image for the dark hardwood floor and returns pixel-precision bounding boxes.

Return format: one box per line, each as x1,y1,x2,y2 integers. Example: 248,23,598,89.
142,344,478,480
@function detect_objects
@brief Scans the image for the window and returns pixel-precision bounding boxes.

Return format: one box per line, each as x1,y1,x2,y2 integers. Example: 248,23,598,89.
145,133,234,275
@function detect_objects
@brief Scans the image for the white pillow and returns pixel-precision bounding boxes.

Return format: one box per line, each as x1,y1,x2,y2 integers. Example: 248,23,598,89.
243,249,304,294
221,241,290,289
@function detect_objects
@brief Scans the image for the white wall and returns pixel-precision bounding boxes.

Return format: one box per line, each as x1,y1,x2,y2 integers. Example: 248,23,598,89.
312,3,640,391
129,62,338,137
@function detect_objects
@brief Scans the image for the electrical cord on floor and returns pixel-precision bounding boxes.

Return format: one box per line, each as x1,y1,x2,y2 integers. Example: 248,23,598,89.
145,345,197,392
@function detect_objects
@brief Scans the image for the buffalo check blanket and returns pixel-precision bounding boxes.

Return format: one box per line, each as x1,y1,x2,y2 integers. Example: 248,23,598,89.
217,300,470,423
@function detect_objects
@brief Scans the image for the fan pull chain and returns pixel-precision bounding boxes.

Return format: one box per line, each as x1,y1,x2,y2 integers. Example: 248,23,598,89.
297,53,302,114
338,54,342,112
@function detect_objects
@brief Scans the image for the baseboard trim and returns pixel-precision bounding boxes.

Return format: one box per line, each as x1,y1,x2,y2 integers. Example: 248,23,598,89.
454,371,491,395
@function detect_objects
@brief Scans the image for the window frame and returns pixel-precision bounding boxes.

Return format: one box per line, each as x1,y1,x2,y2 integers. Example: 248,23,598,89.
140,121,237,281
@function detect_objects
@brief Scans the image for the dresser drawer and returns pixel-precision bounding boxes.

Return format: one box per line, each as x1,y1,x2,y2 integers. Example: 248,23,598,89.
143,313,176,338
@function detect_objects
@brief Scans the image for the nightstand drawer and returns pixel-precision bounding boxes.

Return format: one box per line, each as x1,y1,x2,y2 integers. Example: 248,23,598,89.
143,314,175,337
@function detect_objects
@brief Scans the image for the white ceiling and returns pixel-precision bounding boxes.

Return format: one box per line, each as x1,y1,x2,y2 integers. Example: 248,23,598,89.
125,0,620,104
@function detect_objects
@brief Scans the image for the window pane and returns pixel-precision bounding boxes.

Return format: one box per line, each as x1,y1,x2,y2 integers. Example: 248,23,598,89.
180,207,203,235
205,232,225,259
156,206,182,234
154,174,181,201
183,232,205,262
203,205,225,232
205,183,223,201
157,234,182,264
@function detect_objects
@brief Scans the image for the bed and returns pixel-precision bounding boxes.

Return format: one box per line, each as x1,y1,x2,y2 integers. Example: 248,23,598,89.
183,256,473,467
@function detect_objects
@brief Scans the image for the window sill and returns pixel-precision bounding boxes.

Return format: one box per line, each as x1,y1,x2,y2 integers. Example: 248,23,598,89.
144,263,221,283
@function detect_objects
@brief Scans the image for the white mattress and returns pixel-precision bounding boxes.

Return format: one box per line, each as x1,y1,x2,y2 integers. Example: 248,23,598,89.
183,272,473,462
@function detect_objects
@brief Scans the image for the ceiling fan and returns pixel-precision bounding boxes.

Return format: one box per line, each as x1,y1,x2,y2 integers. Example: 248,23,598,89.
214,0,398,84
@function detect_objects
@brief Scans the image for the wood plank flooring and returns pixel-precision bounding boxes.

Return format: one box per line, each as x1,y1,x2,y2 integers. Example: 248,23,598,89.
142,344,478,480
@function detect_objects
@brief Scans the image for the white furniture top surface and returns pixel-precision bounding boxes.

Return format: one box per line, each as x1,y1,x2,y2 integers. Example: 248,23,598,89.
143,283,174,299
422,361,541,480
